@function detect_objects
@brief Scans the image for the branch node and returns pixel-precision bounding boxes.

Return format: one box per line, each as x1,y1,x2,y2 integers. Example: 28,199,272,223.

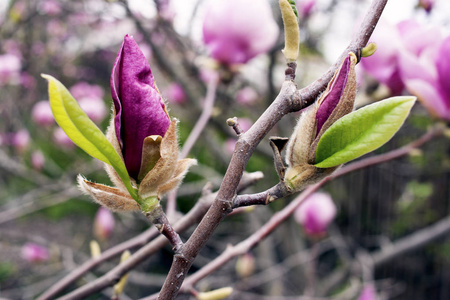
227,117,244,135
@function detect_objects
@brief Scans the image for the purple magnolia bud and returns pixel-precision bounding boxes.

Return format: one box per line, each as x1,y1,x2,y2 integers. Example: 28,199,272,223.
298,0,316,18
21,243,49,263
202,0,279,65
111,34,171,179
32,101,54,126
294,192,337,236
93,207,115,241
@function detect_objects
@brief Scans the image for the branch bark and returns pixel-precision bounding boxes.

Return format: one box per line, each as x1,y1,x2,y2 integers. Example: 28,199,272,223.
156,1,389,299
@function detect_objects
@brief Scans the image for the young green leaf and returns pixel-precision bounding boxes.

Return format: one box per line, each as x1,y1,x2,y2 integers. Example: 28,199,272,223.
41,74,138,200
315,96,416,168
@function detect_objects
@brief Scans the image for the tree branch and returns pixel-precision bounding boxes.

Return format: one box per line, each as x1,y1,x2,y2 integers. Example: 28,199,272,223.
156,1,389,298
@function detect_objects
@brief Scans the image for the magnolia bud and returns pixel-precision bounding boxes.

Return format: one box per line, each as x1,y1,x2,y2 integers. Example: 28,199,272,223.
235,253,255,278
93,207,115,241
294,192,336,236
285,53,357,191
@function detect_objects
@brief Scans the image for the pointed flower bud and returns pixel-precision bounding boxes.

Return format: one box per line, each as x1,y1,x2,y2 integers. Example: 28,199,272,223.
284,53,357,191
111,34,170,180
78,35,196,214
294,192,336,236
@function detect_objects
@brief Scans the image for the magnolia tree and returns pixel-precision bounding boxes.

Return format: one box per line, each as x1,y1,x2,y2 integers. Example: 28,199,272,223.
1,0,449,299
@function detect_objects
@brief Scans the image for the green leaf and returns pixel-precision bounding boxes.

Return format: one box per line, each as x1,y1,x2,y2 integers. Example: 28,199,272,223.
315,96,416,168
42,74,138,200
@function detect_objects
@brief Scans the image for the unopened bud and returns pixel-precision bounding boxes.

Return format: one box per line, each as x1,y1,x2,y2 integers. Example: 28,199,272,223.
90,240,101,258
197,287,233,300
279,0,300,63
361,42,377,58
236,253,255,278
284,53,357,191
113,250,132,296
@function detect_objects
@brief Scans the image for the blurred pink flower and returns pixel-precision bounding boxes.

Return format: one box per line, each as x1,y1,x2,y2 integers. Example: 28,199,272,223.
224,138,237,155
69,82,107,122
360,19,442,96
53,127,75,149
0,54,21,85
93,207,115,241
399,35,450,120
40,0,61,15
78,97,108,123
32,101,55,126
358,284,377,300
12,129,30,152
164,83,186,104
202,0,279,65
69,82,105,100
236,87,258,105
294,192,337,236
297,0,316,18
31,150,45,170
21,243,49,263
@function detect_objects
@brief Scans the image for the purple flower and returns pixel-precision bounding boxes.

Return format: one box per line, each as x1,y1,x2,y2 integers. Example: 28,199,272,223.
31,150,45,170
399,35,450,120
164,83,186,104
111,34,171,180
418,0,435,13
32,101,54,126
53,127,75,149
360,19,442,96
0,54,21,85
298,0,316,18
21,243,49,263
11,129,30,152
202,0,279,65
294,192,337,236
93,207,115,241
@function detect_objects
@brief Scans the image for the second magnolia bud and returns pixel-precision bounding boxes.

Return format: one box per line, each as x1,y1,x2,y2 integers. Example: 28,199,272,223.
284,52,357,191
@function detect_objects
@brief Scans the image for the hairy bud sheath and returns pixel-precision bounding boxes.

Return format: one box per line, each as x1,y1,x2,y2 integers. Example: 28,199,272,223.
284,52,357,191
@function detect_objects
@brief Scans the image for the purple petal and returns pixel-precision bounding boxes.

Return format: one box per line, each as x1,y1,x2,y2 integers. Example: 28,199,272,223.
436,36,450,104
316,54,351,135
405,79,450,120
202,0,278,65
111,35,170,179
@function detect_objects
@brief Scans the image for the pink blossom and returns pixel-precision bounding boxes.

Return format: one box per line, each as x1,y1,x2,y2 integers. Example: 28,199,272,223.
32,101,55,126
399,35,450,120
69,82,105,100
31,151,45,170
298,0,316,18
78,97,107,123
361,19,443,97
294,192,337,236
357,284,377,300
236,87,259,105
40,0,61,16
202,0,279,65
53,127,75,149
0,54,21,85
93,207,115,241
164,83,186,104
21,243,49,263
11,129,30,152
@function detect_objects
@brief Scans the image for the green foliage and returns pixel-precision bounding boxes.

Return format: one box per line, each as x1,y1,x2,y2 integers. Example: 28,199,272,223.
0,263,15,283
315,96,416,168
42,74,137,200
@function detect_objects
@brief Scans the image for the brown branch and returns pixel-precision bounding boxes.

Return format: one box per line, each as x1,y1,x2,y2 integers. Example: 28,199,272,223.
156,1,389,298
42,172,262,300
142,125,442,298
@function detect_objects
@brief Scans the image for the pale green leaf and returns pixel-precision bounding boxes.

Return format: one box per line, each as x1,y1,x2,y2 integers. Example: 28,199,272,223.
315,96,416,168
42,74,138,199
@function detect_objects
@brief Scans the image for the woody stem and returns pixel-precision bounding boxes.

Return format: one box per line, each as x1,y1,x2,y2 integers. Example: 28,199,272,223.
144,203,184,253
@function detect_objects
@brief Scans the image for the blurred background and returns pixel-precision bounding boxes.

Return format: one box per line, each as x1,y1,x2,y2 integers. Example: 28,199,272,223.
0,0,449,299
